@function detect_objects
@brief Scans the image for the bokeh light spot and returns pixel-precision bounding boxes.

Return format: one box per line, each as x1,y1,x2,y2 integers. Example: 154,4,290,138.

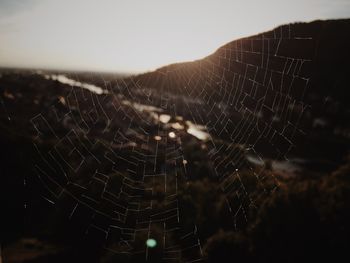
146,238,157,248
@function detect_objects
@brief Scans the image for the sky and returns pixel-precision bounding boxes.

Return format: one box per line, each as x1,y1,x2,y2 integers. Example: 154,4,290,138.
0,0,349,73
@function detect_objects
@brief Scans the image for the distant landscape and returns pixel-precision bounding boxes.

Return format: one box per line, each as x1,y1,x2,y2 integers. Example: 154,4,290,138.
1,19,350,262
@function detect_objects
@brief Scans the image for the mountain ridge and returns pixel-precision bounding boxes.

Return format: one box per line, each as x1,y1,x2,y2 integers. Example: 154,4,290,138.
131,19,346,76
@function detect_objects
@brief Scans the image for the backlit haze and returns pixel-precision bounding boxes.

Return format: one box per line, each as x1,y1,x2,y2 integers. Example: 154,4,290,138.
0,0,349,73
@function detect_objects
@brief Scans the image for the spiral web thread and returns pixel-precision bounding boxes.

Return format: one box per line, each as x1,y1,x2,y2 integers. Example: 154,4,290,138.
30,23,313,262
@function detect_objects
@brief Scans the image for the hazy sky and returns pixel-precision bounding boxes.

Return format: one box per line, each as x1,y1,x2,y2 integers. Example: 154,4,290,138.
0,0,349,73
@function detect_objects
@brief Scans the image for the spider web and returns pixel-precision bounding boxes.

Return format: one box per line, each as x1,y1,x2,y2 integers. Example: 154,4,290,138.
30,24,314,262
